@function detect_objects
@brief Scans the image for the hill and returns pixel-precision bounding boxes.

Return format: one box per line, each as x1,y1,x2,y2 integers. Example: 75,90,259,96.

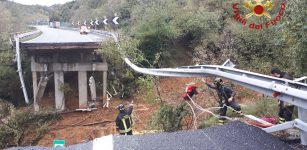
0,0,49,105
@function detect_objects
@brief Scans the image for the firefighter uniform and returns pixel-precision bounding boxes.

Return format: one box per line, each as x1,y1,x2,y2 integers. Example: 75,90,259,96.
206,78,242,125
278,73,294,124
116,104,133,135
271,68,295,124
278,101,294,124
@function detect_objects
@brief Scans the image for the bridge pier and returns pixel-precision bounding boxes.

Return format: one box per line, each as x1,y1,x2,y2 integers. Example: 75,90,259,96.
78,71,88,108
31,62,108,111
24,41,108,111
54,71,65,111
32,72,39,111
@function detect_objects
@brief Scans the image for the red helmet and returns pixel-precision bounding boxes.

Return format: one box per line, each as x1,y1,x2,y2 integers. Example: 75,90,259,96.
183,85,198,100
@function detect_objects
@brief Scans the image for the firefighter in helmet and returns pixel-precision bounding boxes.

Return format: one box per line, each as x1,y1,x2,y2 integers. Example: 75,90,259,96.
115,103,133,135
203,78,243,125
271,67,294,124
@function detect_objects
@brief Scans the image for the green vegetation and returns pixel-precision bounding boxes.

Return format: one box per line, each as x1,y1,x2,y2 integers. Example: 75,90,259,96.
0,0,305,145
43,0,306,104
0,101,60,148
0,1,49,106
151,103,190,132
242,97,279,117
50,0,306,99
0,3,51,146
1,0,304,105
50,0,306,131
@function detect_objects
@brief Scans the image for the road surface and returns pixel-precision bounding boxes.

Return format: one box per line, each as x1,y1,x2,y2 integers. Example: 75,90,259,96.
24,26,107,43
7,121,295,150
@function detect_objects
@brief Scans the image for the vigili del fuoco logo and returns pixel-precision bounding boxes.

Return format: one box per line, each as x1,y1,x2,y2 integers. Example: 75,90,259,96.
232,0,286,30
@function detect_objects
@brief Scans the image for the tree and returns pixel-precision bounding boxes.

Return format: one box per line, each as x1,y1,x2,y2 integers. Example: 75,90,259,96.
276,0,307,75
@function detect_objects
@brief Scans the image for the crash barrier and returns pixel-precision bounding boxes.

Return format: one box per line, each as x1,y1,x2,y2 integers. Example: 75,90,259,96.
124,58,307,145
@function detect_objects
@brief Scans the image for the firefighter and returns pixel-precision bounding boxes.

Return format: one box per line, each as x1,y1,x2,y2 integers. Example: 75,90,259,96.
183,83,198,100
115,103,133,135
271,67,294,124
202,78,242,125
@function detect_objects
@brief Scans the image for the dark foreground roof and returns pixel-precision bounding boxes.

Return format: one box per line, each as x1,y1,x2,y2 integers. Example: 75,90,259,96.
7,121,293,150
113,121,291,150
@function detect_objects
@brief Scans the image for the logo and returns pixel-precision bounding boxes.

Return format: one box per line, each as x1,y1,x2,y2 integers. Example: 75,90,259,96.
232,0,286,30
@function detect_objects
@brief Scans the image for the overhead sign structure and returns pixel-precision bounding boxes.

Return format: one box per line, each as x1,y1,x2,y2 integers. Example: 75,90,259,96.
95,18,99,25
103,19,108,25
90,20,94,26
83,20,87,25
112,17,119,25
53,140,65,148
77,21,80,26
72,21,74,26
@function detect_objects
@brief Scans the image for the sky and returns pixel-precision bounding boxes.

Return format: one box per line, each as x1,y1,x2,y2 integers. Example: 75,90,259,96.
10,0,74,6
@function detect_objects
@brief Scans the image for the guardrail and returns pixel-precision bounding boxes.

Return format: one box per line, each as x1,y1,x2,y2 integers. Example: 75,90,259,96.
59,26,115,39
124,58,307,145
295,76,307,84
10,29,41,45
18,30,41,39
9,28,42,104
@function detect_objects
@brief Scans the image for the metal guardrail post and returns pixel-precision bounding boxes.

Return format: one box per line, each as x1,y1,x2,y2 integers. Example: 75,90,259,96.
15,35,29,104
298,108,307,145
11,29,41,105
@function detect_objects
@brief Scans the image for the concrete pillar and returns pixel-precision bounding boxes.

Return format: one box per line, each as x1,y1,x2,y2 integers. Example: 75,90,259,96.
32,72,39,111
102,71,107,101
54,71,65,111
298,107,307,145
78,71,88,108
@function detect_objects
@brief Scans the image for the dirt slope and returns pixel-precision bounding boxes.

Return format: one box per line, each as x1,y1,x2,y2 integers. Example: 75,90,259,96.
37,77,260,146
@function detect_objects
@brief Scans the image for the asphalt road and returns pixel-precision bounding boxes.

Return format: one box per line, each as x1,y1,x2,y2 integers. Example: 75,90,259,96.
7,121,297,150
113,121,292,150
24,26,106,43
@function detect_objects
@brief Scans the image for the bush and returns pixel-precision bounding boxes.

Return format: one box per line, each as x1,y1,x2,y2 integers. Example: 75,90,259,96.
151,103,190,132
0,101,60,148
241,97,279,117
136,76,157,104
98,36,145,99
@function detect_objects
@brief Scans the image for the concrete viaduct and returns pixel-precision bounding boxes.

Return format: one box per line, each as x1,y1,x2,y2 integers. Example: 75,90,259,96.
19,26,109,111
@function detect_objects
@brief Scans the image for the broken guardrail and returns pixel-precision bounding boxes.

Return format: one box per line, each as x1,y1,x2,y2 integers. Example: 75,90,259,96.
124,58,307,145
11,29,41,104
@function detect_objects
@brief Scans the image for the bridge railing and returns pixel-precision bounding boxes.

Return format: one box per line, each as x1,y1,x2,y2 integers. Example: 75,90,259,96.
10,29,41,45
59,26,115,39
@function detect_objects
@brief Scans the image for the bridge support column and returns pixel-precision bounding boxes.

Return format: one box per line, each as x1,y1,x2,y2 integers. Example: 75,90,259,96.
54,72,65,111
32,72,39,111
298,107,307,145
102,71,107,102
78,71,88,108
